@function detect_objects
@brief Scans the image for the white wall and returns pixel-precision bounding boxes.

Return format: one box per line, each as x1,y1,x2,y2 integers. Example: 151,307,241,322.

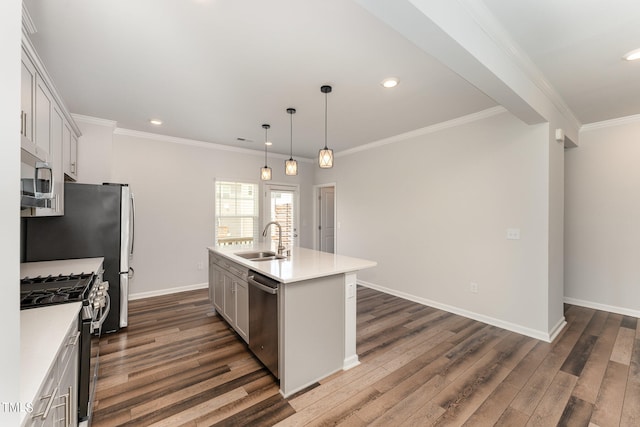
1,0,22,421
73,115,116,184
316,110,561,339
565,117,640,316
108,132,315,297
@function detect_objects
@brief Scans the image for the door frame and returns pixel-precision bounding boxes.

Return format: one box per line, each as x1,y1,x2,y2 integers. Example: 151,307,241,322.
263,182,300,247
313,182,337,252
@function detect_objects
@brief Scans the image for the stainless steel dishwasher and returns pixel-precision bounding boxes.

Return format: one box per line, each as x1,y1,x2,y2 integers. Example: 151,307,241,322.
248,271,279,378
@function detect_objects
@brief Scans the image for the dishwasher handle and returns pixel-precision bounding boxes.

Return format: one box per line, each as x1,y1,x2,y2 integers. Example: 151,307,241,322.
248,275,278,295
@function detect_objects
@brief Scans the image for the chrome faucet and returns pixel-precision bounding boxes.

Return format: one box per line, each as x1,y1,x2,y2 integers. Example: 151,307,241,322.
262,221,285,255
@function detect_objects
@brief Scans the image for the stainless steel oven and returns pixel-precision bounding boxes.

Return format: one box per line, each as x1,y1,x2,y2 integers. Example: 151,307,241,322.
20,270,110,423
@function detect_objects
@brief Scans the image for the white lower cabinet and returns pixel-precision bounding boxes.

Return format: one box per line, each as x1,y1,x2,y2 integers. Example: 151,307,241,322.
208,252,249,343
24,319,79,427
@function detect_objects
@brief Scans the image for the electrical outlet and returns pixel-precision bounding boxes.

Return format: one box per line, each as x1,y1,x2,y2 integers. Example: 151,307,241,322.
470,282,478,293
197,261,204,270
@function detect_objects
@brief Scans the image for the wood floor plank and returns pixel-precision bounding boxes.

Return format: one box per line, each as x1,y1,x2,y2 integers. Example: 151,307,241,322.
90,287,639,427
509,307,594,415
525,370,577,426
590,361,629,427
621,337,640,426
609,326,635,365
572,314,622,404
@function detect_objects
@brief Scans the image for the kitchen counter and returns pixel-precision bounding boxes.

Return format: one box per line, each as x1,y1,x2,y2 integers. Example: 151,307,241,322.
208,244,376,284
208,244,376,397
20,302,82,425
20,257,105,278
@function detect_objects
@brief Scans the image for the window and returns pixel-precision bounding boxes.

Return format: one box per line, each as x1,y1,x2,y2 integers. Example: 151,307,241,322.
215,181,259,246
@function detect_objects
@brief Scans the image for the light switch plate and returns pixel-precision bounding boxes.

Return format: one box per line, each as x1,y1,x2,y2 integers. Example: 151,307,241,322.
506,228,521,240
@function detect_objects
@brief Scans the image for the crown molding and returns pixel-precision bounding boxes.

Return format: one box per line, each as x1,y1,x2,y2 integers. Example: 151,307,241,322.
71,114,117,128
113,128,315,162
337,106,507,158
22,3,37,35
580,113,640,132
458,0,582,131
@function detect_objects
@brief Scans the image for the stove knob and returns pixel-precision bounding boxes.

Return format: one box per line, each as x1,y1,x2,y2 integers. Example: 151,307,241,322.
93,301,101,310
99,282,110,290
96,291,104,297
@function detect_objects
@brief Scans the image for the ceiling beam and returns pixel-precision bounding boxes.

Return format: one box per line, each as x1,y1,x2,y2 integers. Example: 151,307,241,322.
355,0,580,133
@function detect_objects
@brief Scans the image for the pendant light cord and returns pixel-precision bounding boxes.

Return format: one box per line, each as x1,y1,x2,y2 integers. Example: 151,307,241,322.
290,112,294,159
324,91,328,150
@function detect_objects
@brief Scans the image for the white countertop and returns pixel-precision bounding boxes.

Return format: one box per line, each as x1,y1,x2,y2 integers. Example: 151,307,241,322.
208,244,376,283
20,302,82,425
20,257,104,279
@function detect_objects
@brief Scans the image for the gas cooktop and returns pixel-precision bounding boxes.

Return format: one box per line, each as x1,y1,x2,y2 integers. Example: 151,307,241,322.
20,273,93,309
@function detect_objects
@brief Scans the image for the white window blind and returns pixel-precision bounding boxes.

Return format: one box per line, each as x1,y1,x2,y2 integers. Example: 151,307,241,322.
215,181,259,246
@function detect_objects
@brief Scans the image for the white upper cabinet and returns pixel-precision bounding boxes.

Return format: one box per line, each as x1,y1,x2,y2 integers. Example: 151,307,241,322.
20,48,37,156
20,32,81,216
62,120,78,181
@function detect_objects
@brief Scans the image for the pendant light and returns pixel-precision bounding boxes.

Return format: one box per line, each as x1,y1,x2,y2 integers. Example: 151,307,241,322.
318,85,334,168
260,124,272,181
285,108,298,176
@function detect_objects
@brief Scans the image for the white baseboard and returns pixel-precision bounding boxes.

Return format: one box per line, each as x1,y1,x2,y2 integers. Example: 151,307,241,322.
564,296,640,319
357,280,563,343
129,282,208,301
343,355,360,371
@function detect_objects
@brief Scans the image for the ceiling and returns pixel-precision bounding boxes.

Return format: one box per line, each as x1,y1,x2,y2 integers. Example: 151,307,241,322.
23,0,640,158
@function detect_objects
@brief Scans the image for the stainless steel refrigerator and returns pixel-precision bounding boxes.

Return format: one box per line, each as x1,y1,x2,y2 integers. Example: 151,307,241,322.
24,182,134,333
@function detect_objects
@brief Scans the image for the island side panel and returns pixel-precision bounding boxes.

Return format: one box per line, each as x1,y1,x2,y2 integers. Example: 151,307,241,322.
344,272,359,369
280,274,345,397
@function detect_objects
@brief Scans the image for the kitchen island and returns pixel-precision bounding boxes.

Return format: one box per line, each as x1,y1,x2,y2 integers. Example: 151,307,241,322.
208,244,376,397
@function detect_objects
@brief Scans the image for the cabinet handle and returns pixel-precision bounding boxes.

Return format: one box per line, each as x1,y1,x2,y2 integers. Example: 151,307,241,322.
68,330,80,347
71,162,76,174
20,111,23,135
32,387,58,420
24,112,27,136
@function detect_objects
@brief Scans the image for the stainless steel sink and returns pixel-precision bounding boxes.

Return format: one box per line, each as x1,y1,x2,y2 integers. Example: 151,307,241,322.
235,251,285,261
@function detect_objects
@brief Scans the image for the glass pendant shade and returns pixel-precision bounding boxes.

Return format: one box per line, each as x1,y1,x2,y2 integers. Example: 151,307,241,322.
319,85,334,169
285,107,298,176
260,123,272,180
318,148,333,168
285,158,298,175
261,166,272,181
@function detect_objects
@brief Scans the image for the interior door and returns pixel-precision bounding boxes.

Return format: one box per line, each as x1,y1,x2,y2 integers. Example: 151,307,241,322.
264,184,299,249
319,186,335,253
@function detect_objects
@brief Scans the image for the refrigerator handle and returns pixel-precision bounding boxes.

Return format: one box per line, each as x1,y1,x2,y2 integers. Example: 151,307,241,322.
130,192,135,257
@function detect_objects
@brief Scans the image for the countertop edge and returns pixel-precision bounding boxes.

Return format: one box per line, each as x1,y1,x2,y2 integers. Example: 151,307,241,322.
208,245,376,283
20,302,82,425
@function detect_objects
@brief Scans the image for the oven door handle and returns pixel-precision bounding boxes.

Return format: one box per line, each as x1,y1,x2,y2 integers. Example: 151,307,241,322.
92,293,111,333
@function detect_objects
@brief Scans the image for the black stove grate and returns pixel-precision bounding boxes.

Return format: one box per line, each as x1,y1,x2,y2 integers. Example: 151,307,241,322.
20,273,93,309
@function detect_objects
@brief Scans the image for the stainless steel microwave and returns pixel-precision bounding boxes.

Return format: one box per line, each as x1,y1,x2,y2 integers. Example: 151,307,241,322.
20,150,54,214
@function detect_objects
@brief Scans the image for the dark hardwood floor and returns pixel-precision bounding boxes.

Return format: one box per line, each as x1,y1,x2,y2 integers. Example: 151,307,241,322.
91,287,640,426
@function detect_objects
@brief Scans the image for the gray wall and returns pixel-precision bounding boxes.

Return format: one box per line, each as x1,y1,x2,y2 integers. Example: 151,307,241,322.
315,110,563,339
565,118,640,316
108,131,315,297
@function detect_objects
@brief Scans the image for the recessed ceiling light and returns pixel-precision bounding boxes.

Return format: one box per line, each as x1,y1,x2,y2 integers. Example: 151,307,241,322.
623,48,640,61
150,119,163,125
381,77,399,88
265,141,273,146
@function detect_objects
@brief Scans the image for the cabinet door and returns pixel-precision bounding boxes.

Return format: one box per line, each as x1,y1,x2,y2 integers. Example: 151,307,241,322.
56,340,78,427
70,134,78,178
235,280,249,343
208,255,215,304
213,267,224,313
34,106,64,217
223,273,236,323
62,120,78,181
34,75,52,161
21,49,36,151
